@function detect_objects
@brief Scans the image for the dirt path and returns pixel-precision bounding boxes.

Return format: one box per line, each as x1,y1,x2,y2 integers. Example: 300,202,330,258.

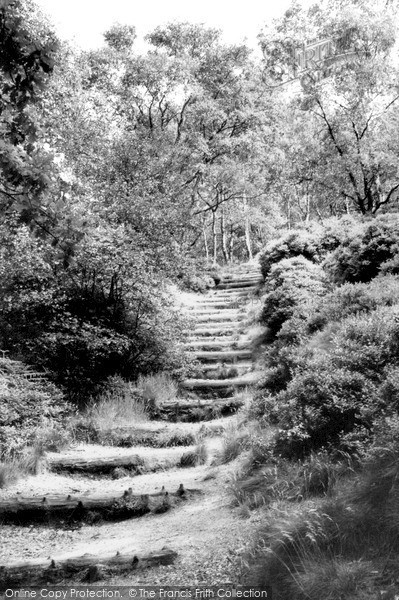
0,262,263,586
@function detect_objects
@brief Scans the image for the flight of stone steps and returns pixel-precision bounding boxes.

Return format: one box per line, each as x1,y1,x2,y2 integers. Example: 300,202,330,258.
181,264,262,401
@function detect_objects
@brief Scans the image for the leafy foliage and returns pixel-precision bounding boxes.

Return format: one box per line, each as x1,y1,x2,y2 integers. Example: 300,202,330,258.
259,230,320,279
324,215,399,283
0,357,68,458
260,256,326,338
0,0,58,214
0,218,188,401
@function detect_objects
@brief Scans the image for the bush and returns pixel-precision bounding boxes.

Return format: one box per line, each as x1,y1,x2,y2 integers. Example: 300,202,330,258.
327,307,399,381
324,215,399,284
308,275,399,332
271,365,377,458
0,220,189,402
260,257,326,338
259,304,399,458
312,215,363,257
0,358,69,458
181,273,215,292
259,230,320,279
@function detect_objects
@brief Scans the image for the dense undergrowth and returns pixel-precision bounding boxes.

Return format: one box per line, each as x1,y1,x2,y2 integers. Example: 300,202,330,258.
237,214,399,598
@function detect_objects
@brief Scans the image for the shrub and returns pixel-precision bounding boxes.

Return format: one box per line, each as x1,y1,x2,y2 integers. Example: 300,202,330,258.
308,275,399,332
0,220,189,402
260,257,326,338
259,230,320,279
0,358,68,458
259,303,399,458
272,365,377,458
313,215,363,257
324,215,399,284
327,307,399,381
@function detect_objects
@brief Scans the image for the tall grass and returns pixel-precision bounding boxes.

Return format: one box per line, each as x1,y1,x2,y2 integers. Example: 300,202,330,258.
87,380,149,430
0,445,46,489
242,445,399,599
137,372,178,406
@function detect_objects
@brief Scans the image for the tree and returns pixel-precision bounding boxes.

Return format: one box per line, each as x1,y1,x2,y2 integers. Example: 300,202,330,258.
0,0,58,216
259,0,399,217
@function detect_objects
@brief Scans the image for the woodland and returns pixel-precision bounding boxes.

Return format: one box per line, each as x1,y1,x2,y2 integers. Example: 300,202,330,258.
3,0,399,598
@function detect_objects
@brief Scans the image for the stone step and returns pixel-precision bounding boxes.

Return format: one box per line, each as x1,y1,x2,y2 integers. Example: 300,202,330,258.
192,349,253,362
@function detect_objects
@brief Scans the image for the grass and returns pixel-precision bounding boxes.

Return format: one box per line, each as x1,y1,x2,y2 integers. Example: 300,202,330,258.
157,429,197,447
239,445,399,599
0,445,46,489
0,459,21,489
32,423,71,452
180,442,208,467
137,372,178,407
85,380,149,431
216,421,252,464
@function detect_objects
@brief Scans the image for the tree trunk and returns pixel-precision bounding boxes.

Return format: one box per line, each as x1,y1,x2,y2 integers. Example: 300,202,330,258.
243,192,253,260
228,224,235,262
202,214,209,262
287,195,292,229
220,205,228,263
212,208,217,265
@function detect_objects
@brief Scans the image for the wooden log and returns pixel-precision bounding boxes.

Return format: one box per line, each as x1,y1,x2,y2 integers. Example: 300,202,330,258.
189,327,237,336
217,281,260,289
48,453,145,475
192,362,253,378
193,321,242,331
221,276,261,282
156,397,243,421
192,302,236,308
181,374,256,389
184,340,249,351
192,349,252,362
194,312,241,323
0,547,178,587
93,426,194,448
189,304,244,312
210,289,251,296
0,485,201,525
